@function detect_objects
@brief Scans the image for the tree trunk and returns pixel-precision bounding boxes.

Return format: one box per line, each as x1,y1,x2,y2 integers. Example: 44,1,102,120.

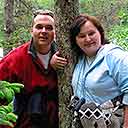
4,0,14,38
4,0,14,55
54,0,79,128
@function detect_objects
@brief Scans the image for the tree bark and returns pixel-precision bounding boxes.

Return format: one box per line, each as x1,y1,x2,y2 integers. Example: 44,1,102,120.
54,0,79,128
4,0,14,55
4,0,14,38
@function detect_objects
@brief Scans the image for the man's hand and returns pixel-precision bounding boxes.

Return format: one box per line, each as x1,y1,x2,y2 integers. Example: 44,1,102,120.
50,51,68,70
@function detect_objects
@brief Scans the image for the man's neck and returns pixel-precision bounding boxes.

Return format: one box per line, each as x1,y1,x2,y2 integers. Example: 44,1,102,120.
35,44,51,55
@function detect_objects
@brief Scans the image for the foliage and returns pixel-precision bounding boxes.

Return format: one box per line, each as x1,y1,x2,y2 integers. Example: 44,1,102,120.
117,8,128,25
0,0,5,48
0,81,24,103
80,0,128,50
31,0,54,10
0,81,24,127
0,0,128,50
107,25,128,50
9,27,31,48
0,103,17,127
80,0,127,28
1,27,31,49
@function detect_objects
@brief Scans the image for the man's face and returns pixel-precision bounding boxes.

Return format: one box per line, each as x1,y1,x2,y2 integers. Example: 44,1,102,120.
31,14,55,53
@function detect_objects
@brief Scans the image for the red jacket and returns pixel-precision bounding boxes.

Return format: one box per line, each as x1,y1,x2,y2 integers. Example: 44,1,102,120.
0,40,58,128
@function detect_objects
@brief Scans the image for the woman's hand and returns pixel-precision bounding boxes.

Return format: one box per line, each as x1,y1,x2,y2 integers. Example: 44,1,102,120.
50,51,68,70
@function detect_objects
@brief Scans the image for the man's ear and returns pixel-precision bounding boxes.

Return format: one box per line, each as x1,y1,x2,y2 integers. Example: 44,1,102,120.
30,28,33,36
53,30,56,41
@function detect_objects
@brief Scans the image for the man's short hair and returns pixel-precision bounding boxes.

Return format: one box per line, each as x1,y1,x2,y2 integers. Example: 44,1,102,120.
33,9,54,19
31,9,54,26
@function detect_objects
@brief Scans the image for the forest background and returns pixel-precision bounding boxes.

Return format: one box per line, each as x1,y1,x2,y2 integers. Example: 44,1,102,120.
0,0,128,127
1,0,128,54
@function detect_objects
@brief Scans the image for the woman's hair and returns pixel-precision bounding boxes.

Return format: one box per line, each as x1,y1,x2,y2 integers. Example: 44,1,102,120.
69,14,109,57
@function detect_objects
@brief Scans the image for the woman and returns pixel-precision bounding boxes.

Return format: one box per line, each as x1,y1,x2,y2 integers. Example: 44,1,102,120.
69,14,128,128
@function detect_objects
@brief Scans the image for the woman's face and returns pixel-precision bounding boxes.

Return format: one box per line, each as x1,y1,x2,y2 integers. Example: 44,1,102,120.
76,21,102,57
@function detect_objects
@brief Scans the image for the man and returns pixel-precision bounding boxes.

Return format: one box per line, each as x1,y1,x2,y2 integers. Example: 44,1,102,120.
0,10,67,128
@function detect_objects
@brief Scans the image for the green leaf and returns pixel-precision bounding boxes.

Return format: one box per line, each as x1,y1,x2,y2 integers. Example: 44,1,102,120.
6,113,17,122
0,119,14,127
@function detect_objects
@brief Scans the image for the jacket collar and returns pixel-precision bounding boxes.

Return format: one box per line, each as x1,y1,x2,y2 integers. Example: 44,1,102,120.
84,44,122,75
28,39,37,59
28,38,58,59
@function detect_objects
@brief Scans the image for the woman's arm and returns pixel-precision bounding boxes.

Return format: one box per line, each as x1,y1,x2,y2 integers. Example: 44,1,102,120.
123,105,128,128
